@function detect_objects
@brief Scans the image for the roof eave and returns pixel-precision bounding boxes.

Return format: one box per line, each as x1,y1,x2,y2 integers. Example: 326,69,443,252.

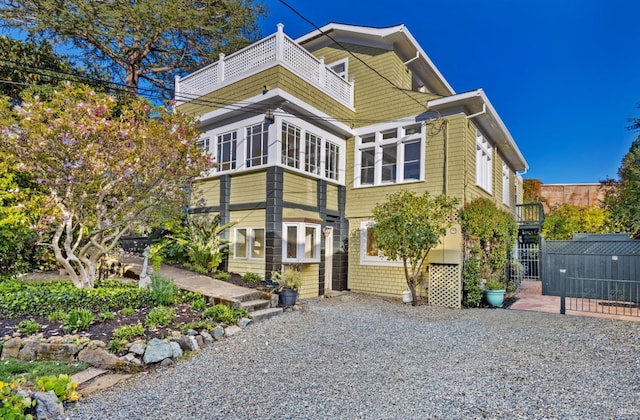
428,89,528,171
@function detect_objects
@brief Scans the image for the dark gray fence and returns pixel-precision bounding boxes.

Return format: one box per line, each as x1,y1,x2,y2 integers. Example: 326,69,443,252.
542,236,640,302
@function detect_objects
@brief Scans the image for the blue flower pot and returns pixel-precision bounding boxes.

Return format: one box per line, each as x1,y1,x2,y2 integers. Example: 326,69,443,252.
485,289,506,307
278,289,298,306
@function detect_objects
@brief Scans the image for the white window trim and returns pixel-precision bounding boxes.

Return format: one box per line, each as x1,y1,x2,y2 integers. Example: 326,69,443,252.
327,58,348,79
476,129,493,193
354,122,425,188
275,114,346,184
359,221,403,267
282,222,321,263
502,163,510,206
234,227,265,260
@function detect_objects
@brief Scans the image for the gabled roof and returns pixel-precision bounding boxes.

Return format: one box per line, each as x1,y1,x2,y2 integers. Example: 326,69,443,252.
296,23,455,97
428,89,528,172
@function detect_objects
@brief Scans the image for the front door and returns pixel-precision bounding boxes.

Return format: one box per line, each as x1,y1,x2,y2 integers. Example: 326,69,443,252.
324,227,333,292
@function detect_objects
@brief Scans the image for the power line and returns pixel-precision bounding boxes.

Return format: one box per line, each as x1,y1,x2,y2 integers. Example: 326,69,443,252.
278,0,430,113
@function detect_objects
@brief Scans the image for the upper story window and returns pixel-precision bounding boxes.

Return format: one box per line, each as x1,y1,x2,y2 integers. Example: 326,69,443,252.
246,123,269,168
282,121,301,169
196,137,210,152
502,163,510,206
355,123,423,187
217,131,237,171
476,129,492,193
200,115,344,183
328,58,348,79
305,132,322,175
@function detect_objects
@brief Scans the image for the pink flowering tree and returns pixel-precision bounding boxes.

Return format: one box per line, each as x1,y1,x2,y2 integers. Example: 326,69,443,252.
0,84,210,288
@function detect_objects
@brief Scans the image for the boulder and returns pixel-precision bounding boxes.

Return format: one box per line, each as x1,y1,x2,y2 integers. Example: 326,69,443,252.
18,337,39,361
187,335,199,351
169,341,183,359
1,337,21,359
170,336,192,352
143,338,173,364
195,335,204,348
37,342,81,362
160,358,173,367
238,317,252,328
78,347,121,370
200,331,214,345
224,326,242,337
33,390,64,420
128,342,146,356
212,326,224,340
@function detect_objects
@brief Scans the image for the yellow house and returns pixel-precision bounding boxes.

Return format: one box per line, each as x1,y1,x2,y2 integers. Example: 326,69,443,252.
176,23,528,307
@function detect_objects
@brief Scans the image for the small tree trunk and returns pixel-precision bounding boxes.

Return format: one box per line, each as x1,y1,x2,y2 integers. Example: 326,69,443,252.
408,278,418,306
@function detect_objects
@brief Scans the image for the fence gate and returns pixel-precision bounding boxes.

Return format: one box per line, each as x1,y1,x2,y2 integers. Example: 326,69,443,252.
509,241,540,286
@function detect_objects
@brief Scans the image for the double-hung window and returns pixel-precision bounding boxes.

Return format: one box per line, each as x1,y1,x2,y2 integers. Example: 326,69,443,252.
283,222,320,263
476,130,492,193
356,123,423,187
502,163,510,206
359,221,402,266
246,123,268,168
217,131,237,171
325,141,339,181
235,228,265,259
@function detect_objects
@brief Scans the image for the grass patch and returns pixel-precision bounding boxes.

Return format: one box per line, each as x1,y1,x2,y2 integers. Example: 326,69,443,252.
0,359,90,383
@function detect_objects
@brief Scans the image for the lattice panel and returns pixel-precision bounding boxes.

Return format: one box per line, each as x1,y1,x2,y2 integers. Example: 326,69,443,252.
324,69,352,106
283,37,320,82
178,62,219,101
225,36,276,80
429,263,462,308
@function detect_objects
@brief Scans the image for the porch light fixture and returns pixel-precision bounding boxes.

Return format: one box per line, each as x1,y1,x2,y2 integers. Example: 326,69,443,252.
323,227,332,237
265,109,275,124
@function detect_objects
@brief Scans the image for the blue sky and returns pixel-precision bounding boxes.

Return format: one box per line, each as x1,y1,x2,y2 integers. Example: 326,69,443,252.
261,0,640,184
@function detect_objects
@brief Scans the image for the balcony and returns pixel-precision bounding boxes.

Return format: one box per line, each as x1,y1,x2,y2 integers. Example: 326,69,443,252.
516,203,545,230
175,24,354,109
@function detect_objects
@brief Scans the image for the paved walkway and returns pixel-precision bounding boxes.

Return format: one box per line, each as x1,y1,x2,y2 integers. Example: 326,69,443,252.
119,256,260,302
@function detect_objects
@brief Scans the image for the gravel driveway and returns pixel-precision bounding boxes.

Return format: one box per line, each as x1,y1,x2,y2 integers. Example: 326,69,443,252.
67,293,640,419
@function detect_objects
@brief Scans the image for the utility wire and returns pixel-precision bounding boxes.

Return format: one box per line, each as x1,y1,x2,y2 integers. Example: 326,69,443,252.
278,0,430,112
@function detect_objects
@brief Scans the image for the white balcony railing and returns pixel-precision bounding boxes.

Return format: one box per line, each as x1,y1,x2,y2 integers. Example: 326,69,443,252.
175,24,354,109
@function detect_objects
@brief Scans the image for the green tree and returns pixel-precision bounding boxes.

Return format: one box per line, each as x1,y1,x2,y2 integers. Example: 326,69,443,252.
602,136,640,238
0,83,211,288
459,198,518,306
0,0,267,96
542,203,609,240
371,191,459,306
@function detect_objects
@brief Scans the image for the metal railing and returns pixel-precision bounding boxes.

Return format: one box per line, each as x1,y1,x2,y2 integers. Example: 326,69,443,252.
559,269,640,317
175,24,354,108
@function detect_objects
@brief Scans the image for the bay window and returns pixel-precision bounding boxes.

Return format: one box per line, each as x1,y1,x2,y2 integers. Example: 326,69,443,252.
283,222,320,263
217,131,237,171
246,123,268,168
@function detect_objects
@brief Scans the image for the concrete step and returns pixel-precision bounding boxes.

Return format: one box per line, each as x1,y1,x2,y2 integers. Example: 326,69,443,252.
71,367,108,386
240,299,271,312
76,373,132,396
250,307,284,322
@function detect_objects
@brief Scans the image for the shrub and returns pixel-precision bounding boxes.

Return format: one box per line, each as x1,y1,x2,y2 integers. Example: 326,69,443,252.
36,374,80,402
0,279,154,318
17,319,41,336
202,304,248,325
99,311,115,322
108,339,129,354
181,320,216,334
0,378,35,419
462,256,483,307
62,309,94,333
242,272,262,283
47,310,68,323
213,271,231,280
121,307,135,316
180,291,207,311
183,262,209,274
112,322,145,341
145,306,175,328
150,274,178,306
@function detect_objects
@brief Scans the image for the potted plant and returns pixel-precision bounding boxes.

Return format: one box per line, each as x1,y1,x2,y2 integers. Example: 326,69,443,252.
271,266,302,306
484,279,506,307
